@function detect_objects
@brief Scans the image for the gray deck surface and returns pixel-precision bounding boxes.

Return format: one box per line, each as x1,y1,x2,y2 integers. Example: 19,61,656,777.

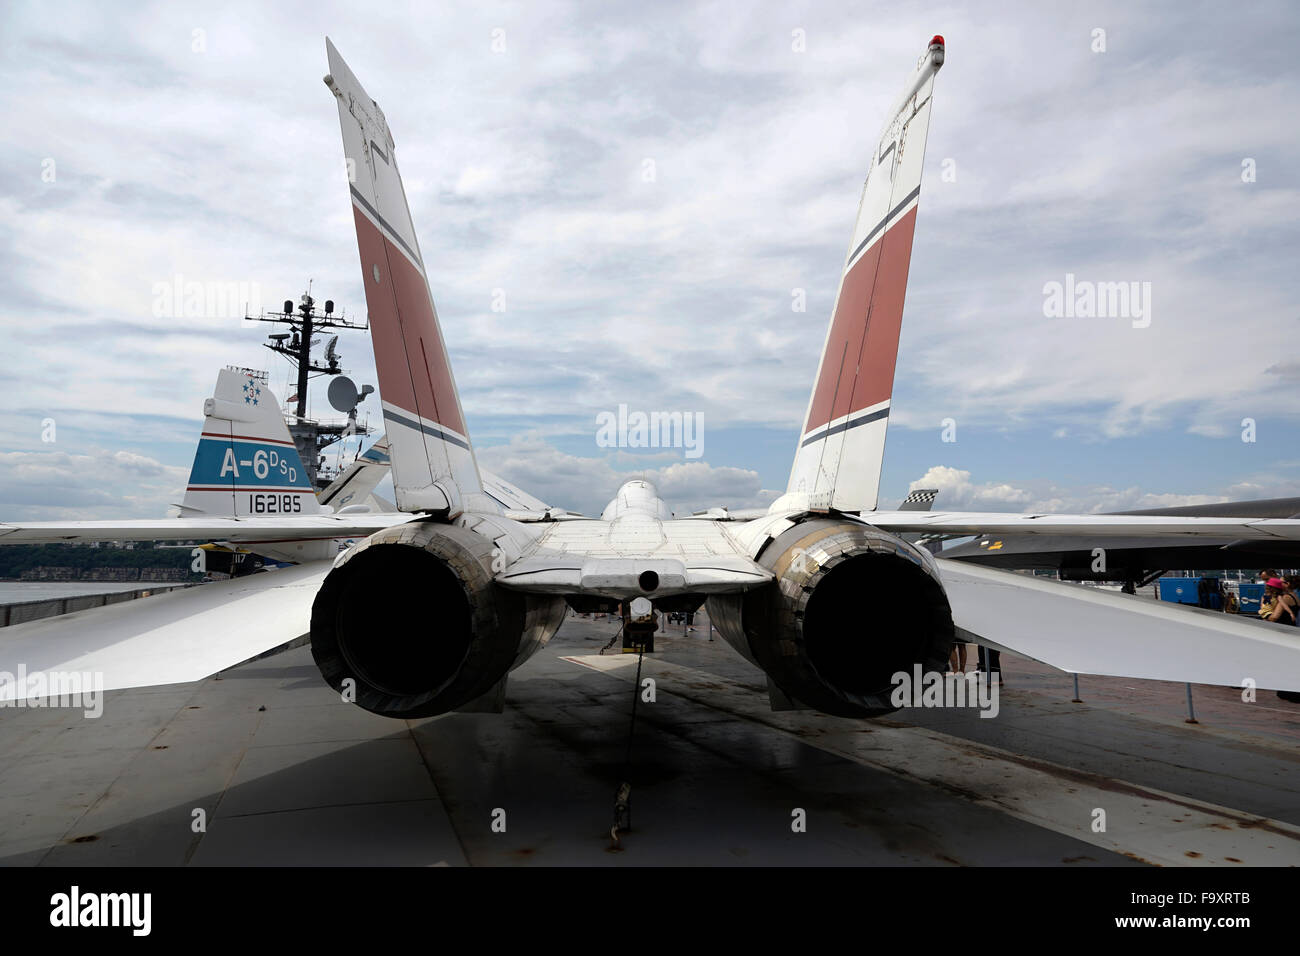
1,611,1295,866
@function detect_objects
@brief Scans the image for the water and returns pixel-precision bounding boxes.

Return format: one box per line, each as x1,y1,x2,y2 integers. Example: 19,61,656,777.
0,581,160,605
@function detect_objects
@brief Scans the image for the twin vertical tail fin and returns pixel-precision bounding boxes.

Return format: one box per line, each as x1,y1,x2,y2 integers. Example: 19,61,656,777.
182,369,321,518
324,38,490,518
780,36,945,514
323,36,940,518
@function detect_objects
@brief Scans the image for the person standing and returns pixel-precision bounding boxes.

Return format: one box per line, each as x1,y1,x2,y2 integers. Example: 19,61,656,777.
949,641,968,675
978,644,1003,686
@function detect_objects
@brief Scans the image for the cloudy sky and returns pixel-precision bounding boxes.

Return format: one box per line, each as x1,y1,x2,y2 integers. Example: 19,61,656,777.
2,0,1298,520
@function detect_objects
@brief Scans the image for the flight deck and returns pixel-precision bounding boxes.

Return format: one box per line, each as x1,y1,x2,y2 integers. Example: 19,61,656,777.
0,611,1296,867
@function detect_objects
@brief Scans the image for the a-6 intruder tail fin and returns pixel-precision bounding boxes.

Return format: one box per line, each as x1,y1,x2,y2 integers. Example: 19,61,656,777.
181,368,321,519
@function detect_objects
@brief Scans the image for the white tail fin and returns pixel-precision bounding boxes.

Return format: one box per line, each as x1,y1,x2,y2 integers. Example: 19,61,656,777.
779,36,945,515
478,469,553,513
182,369,321,518
324,38,491,518
318,436,391,510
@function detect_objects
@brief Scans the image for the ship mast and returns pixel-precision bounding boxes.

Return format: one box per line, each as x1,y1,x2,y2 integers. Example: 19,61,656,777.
246,284,372,490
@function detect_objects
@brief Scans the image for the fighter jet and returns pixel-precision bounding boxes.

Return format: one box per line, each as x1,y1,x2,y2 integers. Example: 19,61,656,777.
4,36,1300,714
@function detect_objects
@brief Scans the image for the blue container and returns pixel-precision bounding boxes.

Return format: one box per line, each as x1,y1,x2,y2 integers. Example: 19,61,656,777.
1158,577,1200,605
1237,583,1265,616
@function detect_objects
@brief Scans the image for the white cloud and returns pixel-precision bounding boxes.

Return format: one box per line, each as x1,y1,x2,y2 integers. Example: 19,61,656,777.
0,448,187,520
477,434,778,516
907,465,1032,511
905,464,1234,514
0,0,1296,521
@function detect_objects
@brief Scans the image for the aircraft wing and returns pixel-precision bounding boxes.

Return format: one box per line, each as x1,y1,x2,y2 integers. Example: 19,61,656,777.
0,563,328,702
938,559,1300,691
941,534,1299,574
937,497,1300,573
867,511,1300,540
0,513,410,545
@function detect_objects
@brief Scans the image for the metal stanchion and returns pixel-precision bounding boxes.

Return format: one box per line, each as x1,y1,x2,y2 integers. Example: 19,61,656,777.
1071,673,1082,703
1184,683,1199,724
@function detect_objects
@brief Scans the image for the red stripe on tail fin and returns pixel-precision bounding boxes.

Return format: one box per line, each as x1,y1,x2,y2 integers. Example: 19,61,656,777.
326,38,489,516
779,39,944,514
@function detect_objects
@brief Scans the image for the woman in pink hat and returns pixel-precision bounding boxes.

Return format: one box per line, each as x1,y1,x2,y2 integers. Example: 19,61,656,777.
1262,578,1299,625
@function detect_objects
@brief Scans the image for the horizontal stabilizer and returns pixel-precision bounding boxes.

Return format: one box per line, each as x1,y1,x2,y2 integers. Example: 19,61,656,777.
0,513,407,545
0,563,330,702
939,560,1300,691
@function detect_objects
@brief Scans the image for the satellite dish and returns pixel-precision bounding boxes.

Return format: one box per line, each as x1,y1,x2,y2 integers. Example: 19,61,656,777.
327,376,359,413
